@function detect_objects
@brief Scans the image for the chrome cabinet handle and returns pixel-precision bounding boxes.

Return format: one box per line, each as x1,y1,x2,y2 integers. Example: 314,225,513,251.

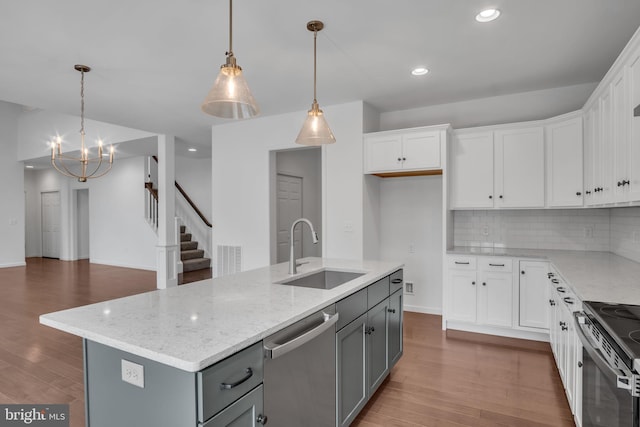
548,273,555,278
455,261,470,265
556,287,566,293
489,263,505,267
257,414,268,425
551,278,559,284
220,368,253,390
563,297,574,305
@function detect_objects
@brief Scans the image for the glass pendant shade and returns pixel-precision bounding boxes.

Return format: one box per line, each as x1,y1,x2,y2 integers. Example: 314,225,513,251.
201,59,260,119
295,101,336,146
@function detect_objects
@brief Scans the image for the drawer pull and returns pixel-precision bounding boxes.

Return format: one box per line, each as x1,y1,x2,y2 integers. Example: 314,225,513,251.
563,297,574,305
454,261,470,265
551,278,559,284
391,279,403,284
489,263,505,267
220,368,253,390
556,287,566,293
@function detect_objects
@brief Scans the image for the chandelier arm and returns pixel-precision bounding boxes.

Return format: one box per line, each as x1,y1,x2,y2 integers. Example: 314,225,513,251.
52,157,79,179
84,162,113,180
84,154,105,178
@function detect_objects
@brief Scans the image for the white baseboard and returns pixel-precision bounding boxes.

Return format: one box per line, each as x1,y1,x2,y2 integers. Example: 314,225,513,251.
404,305,442,315
446,320,550,342
89,259,156,271
0,261,27,268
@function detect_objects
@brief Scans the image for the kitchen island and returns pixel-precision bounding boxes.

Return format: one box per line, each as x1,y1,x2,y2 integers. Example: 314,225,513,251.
40,257,404,427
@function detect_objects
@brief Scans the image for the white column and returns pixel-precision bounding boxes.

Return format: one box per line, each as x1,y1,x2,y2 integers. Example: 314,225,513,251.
156,134,179,288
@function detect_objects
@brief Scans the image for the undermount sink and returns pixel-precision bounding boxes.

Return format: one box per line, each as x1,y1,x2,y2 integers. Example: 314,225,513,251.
277,270,365,290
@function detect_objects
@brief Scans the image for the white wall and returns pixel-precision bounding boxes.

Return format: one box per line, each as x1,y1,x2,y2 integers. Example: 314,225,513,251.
0,102,25,267
276,148,322,259
610,207,640,263
379,176,443,314
24,157,157,270
212,101,364,271
379,83,597,132
17,109,155,161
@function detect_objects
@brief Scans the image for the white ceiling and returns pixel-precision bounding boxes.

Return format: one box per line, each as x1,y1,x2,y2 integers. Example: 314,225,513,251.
2,0,640,149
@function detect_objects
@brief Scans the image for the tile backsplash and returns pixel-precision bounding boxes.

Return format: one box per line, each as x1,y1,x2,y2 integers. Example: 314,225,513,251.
610,207,640,263
454,207,640,262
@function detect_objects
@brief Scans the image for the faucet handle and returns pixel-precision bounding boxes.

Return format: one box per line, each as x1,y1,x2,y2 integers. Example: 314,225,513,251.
312,231,319,244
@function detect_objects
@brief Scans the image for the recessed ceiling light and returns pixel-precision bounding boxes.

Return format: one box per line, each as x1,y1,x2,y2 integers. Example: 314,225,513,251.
411,67,429,76
25,165,34,169
188,148,197,152
476,8,501,23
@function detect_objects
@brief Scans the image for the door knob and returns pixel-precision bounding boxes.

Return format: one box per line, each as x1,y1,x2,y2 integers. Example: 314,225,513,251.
257,414,268,425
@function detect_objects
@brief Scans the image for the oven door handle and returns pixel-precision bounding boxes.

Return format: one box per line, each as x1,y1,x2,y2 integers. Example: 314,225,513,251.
574,313,637,395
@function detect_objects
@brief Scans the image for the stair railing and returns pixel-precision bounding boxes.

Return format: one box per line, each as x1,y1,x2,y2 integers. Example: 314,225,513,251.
144,182,159,230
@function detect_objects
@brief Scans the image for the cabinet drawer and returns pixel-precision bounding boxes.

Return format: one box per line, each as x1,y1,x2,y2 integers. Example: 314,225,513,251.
336,287,367,331
202,384,263,427
389,270,403,294
447,256,476,270
367,277,390,310
478,257,512,272
197,342,264,423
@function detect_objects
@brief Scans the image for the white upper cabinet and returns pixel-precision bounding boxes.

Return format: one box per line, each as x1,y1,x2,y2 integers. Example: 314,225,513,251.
628,49,640,202
364,128,441,174
451,126,545,209
494,127,545,208
599,88,615,205
450,132,494,209
546,115,583,207
612,69,629,202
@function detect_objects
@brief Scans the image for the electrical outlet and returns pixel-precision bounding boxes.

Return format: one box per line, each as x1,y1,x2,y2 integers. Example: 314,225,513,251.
343,221,354,233
122,359,144,388
408,244,415,254
583,226,594,239
481,226,490,236
405,282,414,294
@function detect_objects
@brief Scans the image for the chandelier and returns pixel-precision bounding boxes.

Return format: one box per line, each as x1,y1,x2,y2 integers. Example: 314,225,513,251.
51,65,113,182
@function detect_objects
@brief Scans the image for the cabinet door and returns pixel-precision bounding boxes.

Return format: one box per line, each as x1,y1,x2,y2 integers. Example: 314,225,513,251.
546,117,584,207
448,270,477,323
612,70,629,202
563,306,576,412
336,314,367,427
401,131,441,170
204,385,264,427
583,107,596,206
519,261,550,330
548,281,560,360
364,134,402,173
599,89,615,204
478,271,513,328
388,290,403,369
450,132,494,208
591,101,603,205
494,127,545,208
628,50,640,202
366,299,389,398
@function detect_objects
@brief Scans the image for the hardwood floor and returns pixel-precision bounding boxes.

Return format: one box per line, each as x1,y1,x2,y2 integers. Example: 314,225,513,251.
0,259,573,427
354,312,575,427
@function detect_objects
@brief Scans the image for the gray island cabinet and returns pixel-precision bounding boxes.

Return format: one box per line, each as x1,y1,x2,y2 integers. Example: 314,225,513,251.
40,258,404,427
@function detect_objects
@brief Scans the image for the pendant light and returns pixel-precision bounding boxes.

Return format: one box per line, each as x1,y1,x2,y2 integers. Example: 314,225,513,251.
51,65,114,182
295,20,336,146
201,0,259,119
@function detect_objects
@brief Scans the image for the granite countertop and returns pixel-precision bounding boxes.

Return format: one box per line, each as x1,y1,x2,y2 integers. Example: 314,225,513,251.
39,258,402,372
448,247,640,305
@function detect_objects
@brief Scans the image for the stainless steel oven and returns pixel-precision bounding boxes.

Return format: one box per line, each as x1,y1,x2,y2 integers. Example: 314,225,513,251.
575,303,640,427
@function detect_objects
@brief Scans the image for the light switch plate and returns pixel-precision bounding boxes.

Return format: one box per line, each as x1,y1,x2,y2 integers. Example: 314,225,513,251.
121,359,144,388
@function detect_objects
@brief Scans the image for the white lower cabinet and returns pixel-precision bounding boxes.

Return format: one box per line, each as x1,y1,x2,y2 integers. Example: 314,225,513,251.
547,269,582,426
447,256,513,328
518,261,550,330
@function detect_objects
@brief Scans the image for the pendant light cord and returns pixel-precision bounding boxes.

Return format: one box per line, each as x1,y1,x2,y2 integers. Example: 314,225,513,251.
228,0,233,57
313,27,317,103
80,69,85,136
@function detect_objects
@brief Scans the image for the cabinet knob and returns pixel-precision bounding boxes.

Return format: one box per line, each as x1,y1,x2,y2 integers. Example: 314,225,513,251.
549,299,556,306
576,192,582,196
397,157,402,162
402,157,406,161
257,414,268,425
489,195,493,199
521,270,525,275
471,281,476,285
387,308,396,314
618,181,623,187
586,191,591,195
499,195,503,199
482,282,486,286
578,361,583,368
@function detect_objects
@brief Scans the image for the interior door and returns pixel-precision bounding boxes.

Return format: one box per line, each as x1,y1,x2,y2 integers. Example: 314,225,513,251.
41,191,61,259
276,174,303,263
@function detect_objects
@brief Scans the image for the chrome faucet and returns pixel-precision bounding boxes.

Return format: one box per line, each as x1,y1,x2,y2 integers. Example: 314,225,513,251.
289,218,319,274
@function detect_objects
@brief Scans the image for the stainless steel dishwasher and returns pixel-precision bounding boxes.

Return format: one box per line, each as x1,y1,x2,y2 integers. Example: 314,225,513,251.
263,305,338,426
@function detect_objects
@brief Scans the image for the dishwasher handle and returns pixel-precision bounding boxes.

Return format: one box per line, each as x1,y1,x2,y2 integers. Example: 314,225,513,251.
264,312,339,360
